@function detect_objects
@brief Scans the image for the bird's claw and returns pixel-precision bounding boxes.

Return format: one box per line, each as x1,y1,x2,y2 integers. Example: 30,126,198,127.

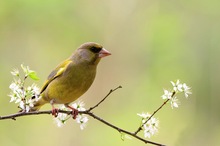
72,109,79,119
65,104,79,119
52,108,59,117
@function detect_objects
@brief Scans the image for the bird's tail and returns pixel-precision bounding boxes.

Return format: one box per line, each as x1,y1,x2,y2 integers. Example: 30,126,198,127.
30,96,47,111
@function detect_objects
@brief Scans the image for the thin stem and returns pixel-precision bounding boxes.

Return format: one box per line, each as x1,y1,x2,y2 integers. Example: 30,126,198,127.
88,85,122,112
134,91,176,135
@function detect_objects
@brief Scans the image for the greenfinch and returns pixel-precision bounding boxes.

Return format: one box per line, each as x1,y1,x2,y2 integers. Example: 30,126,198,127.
31,42,111,117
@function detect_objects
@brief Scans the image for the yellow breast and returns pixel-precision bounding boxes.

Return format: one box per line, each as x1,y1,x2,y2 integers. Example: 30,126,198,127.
43,64,96,104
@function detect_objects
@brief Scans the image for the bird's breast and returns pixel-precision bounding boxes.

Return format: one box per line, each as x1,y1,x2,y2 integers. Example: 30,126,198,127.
44,64,97,104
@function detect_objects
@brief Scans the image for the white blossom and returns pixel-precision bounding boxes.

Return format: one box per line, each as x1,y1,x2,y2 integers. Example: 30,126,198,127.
75,114,89,130
162,80,192,109
137,112,159,138
72,101,89,130
161,89,172,99
170,97,179,109
21,64,31,76
54,113,69,127
53,105,70,127
8,68,41,111
144,127,152,138
27,99,35,111
53,103,89,129
9,93,17,102
9,82,19,91
182,83,192,98
19,101,25,110
26,83,40,97
171,80,183,92
11,68,19,76
72,101,86,111
137,112,151,119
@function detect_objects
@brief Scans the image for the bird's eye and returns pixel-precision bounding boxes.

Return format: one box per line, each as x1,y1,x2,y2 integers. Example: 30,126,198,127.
90,47,102,53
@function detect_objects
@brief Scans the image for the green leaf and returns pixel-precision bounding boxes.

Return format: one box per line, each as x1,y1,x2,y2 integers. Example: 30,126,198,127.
28,71,40,80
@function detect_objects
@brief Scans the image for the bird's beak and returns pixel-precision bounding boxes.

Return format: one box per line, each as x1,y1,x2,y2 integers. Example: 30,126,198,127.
99,48,111,58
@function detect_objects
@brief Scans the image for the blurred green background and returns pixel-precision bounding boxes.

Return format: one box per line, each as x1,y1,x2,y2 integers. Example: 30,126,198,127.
0,0,220,146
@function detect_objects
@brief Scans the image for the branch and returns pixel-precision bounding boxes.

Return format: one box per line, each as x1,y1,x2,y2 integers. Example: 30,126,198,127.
0,110,52,120
0,110,165,146
0,86,166,146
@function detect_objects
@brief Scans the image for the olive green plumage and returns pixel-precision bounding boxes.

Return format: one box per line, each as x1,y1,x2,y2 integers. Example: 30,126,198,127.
32,42,111,111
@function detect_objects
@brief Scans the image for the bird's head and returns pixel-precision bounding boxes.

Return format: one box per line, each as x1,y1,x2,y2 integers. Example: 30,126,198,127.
72,42,111,65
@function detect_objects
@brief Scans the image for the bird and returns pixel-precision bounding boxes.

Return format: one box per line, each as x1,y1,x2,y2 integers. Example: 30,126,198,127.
31,42,111,118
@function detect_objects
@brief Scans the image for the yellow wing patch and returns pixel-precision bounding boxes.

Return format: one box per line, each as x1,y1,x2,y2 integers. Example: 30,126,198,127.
40,59,72,94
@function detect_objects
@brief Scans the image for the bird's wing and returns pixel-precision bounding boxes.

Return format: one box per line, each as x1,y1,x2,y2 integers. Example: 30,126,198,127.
40,60,72,94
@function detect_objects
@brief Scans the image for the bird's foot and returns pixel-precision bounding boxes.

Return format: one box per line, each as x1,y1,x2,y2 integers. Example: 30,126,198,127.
52,108,59,117
50,99,59,117
71,108,78,119
65,105,79,119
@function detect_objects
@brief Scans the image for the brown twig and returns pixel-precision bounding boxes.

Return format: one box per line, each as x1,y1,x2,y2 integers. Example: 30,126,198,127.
134,91,176,135
88,85,122,112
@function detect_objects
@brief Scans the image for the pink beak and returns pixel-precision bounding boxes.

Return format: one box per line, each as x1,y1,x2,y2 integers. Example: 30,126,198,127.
99,48,111,58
